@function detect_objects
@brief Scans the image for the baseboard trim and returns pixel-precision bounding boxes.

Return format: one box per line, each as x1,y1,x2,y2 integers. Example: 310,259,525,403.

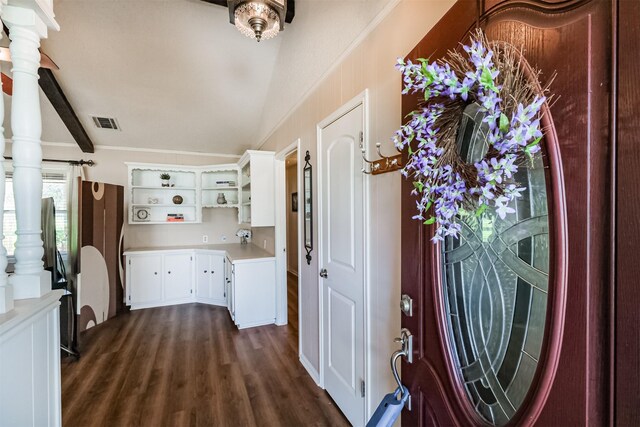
299,353,321,387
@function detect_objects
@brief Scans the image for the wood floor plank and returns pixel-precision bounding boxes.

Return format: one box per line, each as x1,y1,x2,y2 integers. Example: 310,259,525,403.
61,303,348,427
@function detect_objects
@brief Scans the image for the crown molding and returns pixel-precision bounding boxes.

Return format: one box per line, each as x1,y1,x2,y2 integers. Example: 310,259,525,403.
4,139,242,159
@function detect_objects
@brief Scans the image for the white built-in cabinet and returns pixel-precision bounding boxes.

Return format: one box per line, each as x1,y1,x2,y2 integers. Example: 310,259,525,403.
127,165,200,224
239,150,275,227
126,151,275,226
125,248,276,329
195,252,225,305
229,257,276,329
201,166,240,209
127,252,194,309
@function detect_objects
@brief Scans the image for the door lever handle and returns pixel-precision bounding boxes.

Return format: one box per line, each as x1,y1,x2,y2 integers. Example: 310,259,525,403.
319,268,328,278
394,328,413,364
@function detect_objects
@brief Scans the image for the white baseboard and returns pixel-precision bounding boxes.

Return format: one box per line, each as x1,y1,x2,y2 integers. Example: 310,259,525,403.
299,353,321,387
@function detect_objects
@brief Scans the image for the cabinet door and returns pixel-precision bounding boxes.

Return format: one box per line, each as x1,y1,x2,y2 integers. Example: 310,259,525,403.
164,253,193,301
233,260,276,328
210,255,225,302
129,255,163,305
195,253,211,300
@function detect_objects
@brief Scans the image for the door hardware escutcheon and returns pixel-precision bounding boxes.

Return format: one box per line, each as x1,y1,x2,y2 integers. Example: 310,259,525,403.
319,268,328,278
400,294,413,317
390,327,413,411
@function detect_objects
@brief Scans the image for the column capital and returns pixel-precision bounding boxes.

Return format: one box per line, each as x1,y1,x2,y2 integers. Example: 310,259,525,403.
2,0,59,39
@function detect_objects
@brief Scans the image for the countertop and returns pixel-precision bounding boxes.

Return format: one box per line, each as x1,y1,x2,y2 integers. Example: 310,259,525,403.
123,243,274,262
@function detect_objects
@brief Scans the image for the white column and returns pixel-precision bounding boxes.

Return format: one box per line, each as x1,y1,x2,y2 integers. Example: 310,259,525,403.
3,3,59,300
0,0,13,314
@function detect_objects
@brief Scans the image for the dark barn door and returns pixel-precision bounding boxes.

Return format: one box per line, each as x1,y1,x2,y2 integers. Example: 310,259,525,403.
400,0,622,425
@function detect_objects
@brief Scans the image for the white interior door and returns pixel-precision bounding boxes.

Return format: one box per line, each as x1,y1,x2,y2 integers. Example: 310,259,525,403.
320,103,365,426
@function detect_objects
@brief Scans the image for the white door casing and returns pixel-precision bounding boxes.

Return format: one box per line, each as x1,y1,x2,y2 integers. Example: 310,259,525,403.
274,139,300,327
319,101,366,426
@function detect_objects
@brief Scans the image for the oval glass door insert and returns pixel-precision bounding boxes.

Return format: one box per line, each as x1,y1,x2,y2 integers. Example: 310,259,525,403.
441,103,550,426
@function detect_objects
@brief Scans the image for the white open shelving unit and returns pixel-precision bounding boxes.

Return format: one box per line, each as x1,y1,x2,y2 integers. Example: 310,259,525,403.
126,152,274,226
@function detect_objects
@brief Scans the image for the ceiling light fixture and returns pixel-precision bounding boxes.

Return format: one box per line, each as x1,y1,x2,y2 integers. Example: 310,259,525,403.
228,0,286,42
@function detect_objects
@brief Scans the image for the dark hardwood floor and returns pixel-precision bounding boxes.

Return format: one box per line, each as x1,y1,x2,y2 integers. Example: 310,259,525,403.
61,299,348,427
287,271,298,343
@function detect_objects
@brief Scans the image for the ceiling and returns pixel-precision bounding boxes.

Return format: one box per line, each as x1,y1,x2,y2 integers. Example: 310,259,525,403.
2,0,393,155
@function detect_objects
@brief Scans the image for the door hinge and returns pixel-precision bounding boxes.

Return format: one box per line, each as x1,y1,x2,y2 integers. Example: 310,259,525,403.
190,256,193,261
190,289,193,294
128,295,131,301
360,379,365,398
128,259,131,265
359,131,363,143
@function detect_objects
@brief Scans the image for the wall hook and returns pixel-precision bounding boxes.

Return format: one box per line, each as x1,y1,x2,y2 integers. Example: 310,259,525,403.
361,142,403,175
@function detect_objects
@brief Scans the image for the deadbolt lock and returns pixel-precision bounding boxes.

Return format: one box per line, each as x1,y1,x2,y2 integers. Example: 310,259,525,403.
400,294,413,317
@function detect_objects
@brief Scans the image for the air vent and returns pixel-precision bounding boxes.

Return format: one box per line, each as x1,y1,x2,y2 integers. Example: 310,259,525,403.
91,116,120,130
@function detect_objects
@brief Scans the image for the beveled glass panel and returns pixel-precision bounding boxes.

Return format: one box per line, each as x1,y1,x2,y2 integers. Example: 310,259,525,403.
441,103,549,426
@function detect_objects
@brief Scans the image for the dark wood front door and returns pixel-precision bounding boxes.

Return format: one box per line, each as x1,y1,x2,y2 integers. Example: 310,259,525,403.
400,0,622,425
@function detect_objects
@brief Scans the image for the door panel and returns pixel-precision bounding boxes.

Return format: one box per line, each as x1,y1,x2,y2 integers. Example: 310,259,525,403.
196,254,210,299
164,253,192,301
320,103,365,426
210,255,225,302
327,139,356,270
400,0,614,425
129,255,162,305
328,288,356,389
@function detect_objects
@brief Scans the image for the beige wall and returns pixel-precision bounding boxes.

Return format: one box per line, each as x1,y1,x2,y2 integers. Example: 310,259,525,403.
251,0,455,417
6,142,244,249
286,160,298,275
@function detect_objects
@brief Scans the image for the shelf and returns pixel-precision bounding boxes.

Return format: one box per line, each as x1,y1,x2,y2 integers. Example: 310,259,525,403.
202,186,239,191
132,186,196,191
242,202,251,206
132,204,196,208
131,221,198,225
242,178,251,188
203,204,239,209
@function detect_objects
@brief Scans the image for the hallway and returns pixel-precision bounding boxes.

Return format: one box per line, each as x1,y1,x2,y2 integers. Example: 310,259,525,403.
61,304,348,426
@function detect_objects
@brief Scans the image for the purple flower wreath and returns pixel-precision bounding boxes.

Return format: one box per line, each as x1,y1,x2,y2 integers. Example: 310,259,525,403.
394,30,549,243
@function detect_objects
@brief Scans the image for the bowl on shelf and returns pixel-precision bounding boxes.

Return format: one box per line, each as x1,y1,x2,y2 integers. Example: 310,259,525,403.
172,195,184,205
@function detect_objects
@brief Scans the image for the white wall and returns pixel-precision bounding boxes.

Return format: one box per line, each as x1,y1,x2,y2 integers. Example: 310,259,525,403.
251,0,455,417
5,142,244,249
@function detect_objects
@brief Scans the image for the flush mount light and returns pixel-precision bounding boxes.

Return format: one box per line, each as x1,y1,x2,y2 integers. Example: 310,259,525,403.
227,0,286,42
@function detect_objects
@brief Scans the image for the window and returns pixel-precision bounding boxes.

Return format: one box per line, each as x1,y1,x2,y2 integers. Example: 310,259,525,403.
441,104,550,425
2,169,69,257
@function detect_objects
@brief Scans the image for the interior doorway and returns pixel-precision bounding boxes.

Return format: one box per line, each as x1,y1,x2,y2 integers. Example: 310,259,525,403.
285,151,299,340
274,140,301,354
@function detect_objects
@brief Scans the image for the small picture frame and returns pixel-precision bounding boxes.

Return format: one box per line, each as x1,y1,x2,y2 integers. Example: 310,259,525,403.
292,192,298,212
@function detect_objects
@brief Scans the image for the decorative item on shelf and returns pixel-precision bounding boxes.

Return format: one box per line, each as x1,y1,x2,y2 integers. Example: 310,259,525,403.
236,228,252,245
172,195,183,205
160,173,171,187
167,213,185,222
148,197,159,204
133,207,150,222
395,29,553,243
215,180,236,187
217,193,228,204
